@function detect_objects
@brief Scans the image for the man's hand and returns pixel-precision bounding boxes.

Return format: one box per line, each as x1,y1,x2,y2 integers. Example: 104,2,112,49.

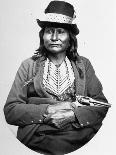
47,102,73,114
50,109,74,119
44,109,75,128
44,100,87,128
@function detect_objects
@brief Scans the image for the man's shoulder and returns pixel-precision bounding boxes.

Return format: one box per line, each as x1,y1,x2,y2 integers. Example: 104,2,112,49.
79,56,94,73
79,56,91,67
79,56,90,63
22,57,35,64
20,56,45,72
19,57,36,71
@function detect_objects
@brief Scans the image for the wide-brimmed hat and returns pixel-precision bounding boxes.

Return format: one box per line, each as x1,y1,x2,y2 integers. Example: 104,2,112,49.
37,1,79,35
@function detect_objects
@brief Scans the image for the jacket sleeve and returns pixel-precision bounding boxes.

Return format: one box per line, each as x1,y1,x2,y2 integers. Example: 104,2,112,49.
4,59,49,127
74,58,109,130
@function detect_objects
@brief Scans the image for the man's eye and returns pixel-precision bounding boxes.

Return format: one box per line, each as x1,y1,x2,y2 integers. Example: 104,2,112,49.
45,29,52,34
57,29,65,34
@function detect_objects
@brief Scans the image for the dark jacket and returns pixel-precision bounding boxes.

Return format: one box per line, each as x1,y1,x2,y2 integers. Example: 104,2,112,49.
4,56,108,145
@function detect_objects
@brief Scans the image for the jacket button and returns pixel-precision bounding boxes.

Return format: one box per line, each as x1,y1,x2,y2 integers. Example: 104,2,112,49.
87,121,89,125
81,123,83,127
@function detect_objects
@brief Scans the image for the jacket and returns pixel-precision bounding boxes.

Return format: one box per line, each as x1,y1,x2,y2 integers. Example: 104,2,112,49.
4,56,109,145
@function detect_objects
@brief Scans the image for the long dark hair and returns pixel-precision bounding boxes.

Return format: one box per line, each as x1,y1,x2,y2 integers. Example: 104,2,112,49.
32,28,84,78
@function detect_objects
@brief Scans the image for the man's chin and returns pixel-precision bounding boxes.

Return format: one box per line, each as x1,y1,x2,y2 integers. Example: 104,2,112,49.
48,47,63,53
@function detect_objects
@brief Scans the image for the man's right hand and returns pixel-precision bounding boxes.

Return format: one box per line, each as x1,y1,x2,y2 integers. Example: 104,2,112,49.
47,101,73,114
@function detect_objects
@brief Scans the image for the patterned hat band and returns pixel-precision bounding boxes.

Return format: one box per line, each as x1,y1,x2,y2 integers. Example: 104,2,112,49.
45,13,75,24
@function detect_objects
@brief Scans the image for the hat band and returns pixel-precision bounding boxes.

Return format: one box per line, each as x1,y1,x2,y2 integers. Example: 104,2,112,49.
45,13,73,24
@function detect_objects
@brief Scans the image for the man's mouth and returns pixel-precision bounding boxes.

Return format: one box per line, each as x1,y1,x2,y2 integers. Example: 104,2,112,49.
49,44,61,47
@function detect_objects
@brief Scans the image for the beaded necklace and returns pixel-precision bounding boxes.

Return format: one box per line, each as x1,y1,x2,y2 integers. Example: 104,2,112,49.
43,57,75,96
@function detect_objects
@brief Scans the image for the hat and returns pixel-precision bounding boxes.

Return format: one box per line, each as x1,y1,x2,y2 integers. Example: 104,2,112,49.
37,1,79,35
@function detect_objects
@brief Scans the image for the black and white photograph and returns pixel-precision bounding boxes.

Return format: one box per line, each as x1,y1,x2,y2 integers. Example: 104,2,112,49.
0,0,115,155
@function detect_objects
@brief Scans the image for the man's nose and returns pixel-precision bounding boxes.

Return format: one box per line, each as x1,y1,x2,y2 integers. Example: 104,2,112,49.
51,30,58,41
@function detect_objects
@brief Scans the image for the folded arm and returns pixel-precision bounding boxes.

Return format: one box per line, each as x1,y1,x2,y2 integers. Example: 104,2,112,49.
4,59,56,127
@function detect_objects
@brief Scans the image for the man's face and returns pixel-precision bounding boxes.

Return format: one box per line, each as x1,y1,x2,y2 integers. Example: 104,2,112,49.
43,27,70,54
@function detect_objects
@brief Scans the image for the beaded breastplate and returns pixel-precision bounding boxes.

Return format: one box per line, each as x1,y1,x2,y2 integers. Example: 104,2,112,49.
43,57,75,101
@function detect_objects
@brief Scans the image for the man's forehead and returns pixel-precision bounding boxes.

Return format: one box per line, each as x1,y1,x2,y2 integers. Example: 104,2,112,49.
45,27,64,29
44,27,68,31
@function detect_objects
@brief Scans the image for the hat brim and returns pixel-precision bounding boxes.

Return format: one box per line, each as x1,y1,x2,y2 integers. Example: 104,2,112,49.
36,19,79,35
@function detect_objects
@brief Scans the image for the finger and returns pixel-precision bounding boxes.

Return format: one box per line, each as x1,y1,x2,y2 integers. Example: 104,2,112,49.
51,115,64,119
51,113,65,119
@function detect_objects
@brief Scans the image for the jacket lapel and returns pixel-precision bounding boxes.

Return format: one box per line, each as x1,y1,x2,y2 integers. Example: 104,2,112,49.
71,60,85,96
33,57,53,98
